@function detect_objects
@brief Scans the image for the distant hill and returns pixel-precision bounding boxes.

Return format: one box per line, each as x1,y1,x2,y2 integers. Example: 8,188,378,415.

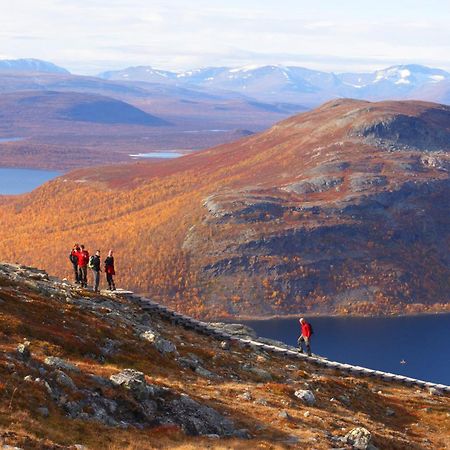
0,91,169,126
1,99,448,318
0,88,290,170
0,58,69,74
100,63,450,106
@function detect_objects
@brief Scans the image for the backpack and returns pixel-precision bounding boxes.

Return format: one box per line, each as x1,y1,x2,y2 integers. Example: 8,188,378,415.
69,252,77,264
88,255,96,270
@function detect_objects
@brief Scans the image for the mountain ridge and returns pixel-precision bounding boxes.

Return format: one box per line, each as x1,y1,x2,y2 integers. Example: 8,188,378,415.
0,99,448,319
99,63,450,106
0,58,69,74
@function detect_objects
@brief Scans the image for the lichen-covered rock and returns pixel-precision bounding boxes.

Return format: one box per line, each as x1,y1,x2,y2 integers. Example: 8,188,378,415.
110,369,148,399
344,427,376,450
284,176,344,194
139,329,177,354
55,370,77,390
16,341,31,360
139,329,158,343
44,356,80,373
154,337,177,354
294,389,316,406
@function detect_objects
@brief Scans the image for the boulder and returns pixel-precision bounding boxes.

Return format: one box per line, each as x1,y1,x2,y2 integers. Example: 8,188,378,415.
110,369,148,400
168,394,235,436
344,427,376,450
55,370,77,390
294,389,316,406
139,329,158,343
140,329,177,354
44,356,80,373
154,338,177,354
16,341,31,360
428,387,443,396
242,364,272,381
195,366,217,379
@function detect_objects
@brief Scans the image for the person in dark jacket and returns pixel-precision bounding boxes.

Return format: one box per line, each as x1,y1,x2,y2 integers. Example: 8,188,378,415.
78,244,90,288
104,250,116,291
69,244,80,283
297,317,312,356
90,250,101,293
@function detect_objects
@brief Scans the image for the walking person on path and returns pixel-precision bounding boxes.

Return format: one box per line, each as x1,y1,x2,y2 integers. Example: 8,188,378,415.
69,243,80,283
297,317,313,356
89,250,101,292
78,244,90,288
104,250,116,291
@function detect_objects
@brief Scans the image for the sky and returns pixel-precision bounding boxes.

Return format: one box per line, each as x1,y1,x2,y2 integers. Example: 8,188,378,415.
0,0,449,75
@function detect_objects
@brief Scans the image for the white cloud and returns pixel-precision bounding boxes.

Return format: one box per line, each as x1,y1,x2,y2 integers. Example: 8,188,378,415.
0,0,449,74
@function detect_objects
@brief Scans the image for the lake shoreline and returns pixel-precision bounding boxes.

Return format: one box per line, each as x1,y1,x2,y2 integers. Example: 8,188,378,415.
222,309,450,322
0,167,63,195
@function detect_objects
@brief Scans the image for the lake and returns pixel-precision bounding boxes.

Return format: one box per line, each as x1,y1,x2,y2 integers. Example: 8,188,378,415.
0,137,25,143
0,168,61,195
239,314,450,385
129,152,184,159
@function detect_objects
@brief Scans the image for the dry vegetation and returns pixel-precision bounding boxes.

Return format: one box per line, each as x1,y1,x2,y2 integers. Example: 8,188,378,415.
0,265,449,449
0,99,449,320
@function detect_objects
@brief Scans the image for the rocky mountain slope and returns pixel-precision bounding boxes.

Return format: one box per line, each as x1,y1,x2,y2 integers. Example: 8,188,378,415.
0,262,448,449
0,99,448,318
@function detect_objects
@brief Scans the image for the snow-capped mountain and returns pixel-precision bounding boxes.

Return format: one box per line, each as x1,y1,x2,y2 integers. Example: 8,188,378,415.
99,66,177,83
99,63,450,106
0,58,70,74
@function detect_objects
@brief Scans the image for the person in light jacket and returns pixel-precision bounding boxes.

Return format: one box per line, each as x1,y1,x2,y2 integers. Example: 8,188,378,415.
90,250,101,293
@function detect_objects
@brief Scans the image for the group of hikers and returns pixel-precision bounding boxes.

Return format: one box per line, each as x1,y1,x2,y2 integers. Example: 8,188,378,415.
69,242,314,355
69,244,116,292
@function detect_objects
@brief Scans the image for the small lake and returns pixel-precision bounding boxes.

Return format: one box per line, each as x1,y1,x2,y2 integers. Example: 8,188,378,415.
130,152,184,159
0,168,61,195
0,137,25,143
239,314,450,385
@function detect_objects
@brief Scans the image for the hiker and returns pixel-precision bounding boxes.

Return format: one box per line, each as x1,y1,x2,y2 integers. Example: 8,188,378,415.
89,250,101,292
104,250,116,291
78,244,90,288
297,317,313,356
69,244,80,283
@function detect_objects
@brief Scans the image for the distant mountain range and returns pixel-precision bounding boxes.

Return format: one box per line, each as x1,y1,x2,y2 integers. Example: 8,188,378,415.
1,58,449,107
0,58,69,74
99,63,450,106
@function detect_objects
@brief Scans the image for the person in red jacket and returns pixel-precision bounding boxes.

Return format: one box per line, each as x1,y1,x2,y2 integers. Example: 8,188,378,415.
297,317,313,356
78,244,90,288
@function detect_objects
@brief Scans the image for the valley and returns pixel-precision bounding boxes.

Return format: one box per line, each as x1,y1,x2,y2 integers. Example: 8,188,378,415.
0,99,448,319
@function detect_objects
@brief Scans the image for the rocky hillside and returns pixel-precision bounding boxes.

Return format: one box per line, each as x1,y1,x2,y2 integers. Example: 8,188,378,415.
0,99,448,318
0,263,449,449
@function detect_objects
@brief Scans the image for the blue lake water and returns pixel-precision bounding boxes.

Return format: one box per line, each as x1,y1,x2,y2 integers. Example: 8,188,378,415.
239,314,450,385
0,168,61,195
129,152,183,159
0,137,25,143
